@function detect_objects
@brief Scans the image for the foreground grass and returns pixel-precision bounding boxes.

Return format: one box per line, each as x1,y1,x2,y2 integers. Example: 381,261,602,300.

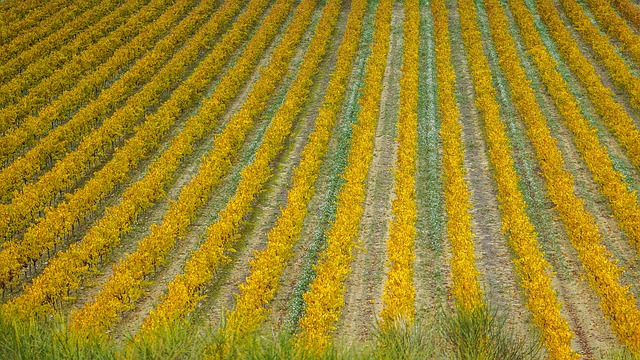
0,306,551,360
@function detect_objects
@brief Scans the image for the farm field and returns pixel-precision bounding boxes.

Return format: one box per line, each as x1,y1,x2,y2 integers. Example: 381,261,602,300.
1,0,640,358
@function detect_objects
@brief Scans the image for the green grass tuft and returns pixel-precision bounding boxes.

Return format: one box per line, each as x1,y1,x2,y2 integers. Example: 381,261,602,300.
439,305,542,360
0,307,572,359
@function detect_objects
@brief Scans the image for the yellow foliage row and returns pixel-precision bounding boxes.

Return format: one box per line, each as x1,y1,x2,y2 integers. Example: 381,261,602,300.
0,0,65,39
0,5,33,32
559,0,640,110
0,0,168,200
510,0,640,353
610,0,640,31
296,0,393,351
534,0,640,173
0,0,169,135
0,0,97,66
0,0,220,166
0,0,239,293
460,0,577,358
221,0,367,338
2,0,272,319
0,0,32,13
0,0,122,85
0,0,207,202
485,0,640,354
510,0,640,260
144,0,347,334
69,0,310,334
0,0,231,231
582,0,640,64
379,0,418,325
435,0,482,312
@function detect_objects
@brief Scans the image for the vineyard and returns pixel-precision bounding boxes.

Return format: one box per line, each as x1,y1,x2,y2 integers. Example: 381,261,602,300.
1,0,640,358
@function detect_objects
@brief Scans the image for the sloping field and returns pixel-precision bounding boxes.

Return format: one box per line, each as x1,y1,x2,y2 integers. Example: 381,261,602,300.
1,0,640,358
